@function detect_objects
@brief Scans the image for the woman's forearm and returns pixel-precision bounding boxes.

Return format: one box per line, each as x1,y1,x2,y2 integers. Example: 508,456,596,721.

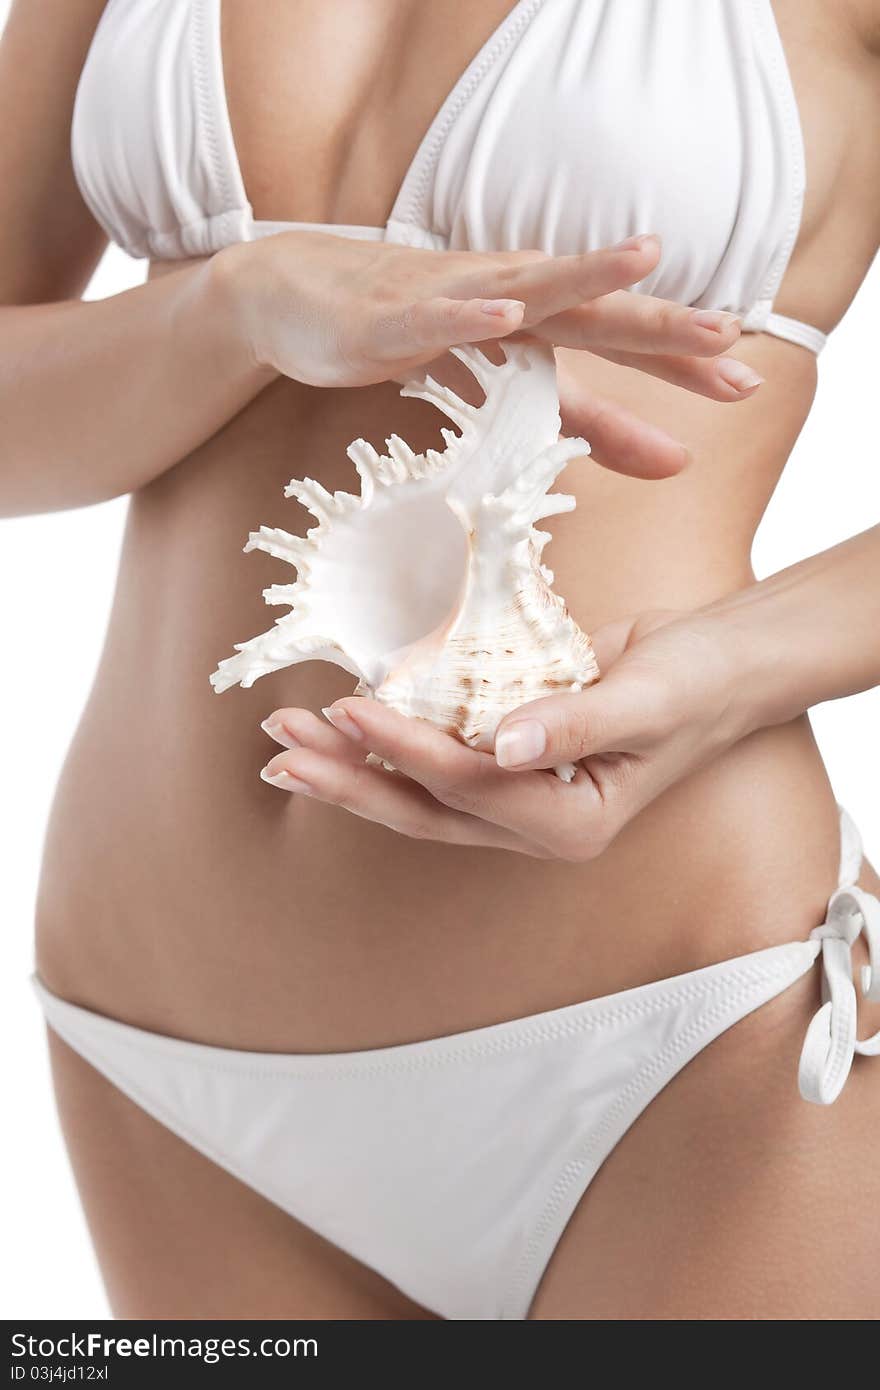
706,524,880,731
0,254,274,516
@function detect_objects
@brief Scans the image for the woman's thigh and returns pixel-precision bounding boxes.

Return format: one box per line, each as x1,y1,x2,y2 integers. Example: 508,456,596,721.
530,969,880,1320
47,1031,437,1320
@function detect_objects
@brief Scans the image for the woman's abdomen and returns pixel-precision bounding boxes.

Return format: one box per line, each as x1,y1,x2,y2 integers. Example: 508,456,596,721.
34,358,844,1051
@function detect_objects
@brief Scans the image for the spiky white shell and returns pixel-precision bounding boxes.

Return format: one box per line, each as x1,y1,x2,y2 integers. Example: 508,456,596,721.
211,341,599,779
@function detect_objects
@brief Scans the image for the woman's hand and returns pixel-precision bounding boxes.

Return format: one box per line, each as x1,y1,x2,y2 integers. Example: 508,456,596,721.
257,609,751,861
215,229,761,479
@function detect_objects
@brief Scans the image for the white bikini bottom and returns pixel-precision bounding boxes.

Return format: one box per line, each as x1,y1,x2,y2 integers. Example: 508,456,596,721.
34,807,880,1320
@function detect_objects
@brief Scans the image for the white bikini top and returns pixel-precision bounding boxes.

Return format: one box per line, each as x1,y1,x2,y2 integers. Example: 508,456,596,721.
71,0,827,353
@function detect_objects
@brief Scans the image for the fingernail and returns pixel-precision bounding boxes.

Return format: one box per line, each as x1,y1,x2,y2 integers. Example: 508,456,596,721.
495,719,547,769
691,309,741,333
614,233,660,252
261,718,299,748
322,704,363,741
480,298,525,318
260,766,312,793
716,359,764,392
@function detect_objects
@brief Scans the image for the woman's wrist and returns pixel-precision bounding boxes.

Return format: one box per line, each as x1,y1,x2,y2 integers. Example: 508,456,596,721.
694,524,880,739
692,586,810,739
204,239,284,381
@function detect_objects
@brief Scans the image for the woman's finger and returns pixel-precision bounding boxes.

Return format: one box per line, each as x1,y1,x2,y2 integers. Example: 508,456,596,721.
260,706,364,762
595,346,764,401
321,697,502,796
557,378,691,478
457,235,663,325
260,743,544,855
531,290,742,357
492,667,670,772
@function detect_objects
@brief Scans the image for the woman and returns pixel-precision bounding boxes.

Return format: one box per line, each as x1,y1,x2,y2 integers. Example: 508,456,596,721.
4,0,879,1319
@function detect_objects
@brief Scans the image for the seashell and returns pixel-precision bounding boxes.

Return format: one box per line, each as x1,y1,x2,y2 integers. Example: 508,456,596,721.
211,341,599,780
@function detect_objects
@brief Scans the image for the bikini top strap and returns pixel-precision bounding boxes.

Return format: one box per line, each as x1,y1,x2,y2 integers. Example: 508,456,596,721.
762,311,827,355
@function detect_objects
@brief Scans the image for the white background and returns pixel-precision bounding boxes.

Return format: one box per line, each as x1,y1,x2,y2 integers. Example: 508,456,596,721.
1,4,878,1326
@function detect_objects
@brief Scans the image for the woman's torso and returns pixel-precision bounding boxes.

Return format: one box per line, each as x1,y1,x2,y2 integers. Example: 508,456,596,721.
35,0,880,1050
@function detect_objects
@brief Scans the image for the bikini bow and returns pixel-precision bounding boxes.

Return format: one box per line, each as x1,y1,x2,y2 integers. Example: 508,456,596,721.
798,883,880,1105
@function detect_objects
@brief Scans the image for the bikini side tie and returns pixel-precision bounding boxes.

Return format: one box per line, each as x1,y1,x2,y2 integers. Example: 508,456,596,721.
798,883,880,1105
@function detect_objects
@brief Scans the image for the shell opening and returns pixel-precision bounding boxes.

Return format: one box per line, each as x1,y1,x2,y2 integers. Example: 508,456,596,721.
211,342,599,780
